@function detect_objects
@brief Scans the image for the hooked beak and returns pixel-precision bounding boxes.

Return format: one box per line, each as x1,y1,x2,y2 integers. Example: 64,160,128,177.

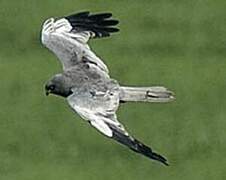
45,89,50,96
45,84,51,96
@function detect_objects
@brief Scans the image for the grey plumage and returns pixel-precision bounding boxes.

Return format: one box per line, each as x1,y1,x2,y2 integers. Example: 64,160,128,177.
42,11,174,165
120,86,174,103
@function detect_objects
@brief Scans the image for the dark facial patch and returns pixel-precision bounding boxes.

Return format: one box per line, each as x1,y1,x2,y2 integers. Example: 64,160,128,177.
45,75,73,98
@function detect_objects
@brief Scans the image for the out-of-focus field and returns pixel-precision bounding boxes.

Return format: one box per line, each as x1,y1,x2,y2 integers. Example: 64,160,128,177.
0,0,226,179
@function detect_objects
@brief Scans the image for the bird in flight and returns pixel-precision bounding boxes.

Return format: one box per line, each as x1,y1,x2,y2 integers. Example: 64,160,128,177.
41,11,174,166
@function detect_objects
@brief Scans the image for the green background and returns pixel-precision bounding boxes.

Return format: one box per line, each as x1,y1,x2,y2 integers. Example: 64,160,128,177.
0,0,226,179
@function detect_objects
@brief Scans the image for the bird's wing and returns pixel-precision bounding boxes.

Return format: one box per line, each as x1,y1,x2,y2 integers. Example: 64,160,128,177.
67,86,168,165
67,84,123,137
41,11,119,73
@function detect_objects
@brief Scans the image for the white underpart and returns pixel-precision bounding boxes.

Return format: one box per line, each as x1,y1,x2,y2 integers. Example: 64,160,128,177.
69,103,113,137
90,121,113,137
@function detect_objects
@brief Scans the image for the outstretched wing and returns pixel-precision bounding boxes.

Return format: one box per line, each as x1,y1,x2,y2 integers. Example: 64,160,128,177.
67,84,123,137
67,86,168,165
41,11,119,72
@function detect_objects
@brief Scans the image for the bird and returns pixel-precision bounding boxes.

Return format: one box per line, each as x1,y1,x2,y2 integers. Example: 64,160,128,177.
41,11,174,166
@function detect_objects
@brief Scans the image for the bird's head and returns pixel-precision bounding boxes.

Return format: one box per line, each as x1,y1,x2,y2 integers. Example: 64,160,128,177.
45,74,73,98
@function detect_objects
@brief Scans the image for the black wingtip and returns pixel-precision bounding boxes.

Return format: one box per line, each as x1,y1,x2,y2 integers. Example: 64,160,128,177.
65,11,119,38
66,11,90,19
150,151,169,166
132,139,169,166
107,123,169,166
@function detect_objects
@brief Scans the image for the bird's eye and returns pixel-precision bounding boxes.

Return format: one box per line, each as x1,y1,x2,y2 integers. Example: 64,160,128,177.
49,85,55,90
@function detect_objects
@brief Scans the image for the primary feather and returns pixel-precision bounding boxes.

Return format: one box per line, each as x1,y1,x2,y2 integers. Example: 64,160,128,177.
65,11,119,38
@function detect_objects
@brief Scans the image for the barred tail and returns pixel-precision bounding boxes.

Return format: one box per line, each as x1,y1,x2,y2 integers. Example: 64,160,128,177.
119,86,174,103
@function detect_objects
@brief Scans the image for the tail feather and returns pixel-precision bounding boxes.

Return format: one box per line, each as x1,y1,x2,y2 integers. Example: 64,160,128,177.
119,86,175,103
107,123,169,166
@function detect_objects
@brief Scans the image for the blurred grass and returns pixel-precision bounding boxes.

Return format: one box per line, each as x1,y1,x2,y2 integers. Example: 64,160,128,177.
0,0,226,179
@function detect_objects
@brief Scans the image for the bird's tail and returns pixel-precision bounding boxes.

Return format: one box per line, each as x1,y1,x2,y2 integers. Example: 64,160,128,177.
119,86,174,103
107,123,169,166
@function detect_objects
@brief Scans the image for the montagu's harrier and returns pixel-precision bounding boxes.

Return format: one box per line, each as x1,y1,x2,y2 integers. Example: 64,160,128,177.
41,11,174,165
